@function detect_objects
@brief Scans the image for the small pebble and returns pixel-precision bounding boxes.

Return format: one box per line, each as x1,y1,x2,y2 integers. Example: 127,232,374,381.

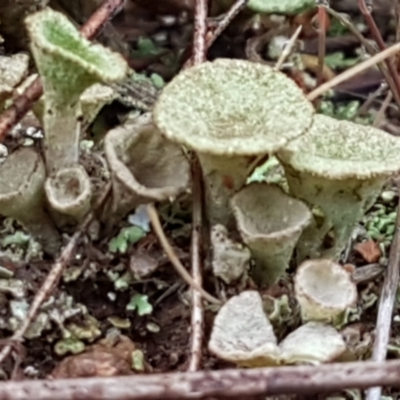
107,292,117,301
0,144,8,161
146,322,160,333
380,190,396,203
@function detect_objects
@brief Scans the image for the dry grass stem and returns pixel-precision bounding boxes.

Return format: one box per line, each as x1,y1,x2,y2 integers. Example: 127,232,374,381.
274,25,302,71
366,191,400,400
307,41,400,101
325,7,400,108
146,204,221,305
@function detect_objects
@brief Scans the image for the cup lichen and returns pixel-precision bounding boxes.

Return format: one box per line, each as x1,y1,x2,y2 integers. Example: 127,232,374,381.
25,7,129,173
231,183,311,286
0,147,61,256
101,112,191,229
153,58,314,228
278,113,400,261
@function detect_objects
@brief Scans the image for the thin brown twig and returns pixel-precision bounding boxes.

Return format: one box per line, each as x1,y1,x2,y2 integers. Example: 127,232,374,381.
187,157,206,372
4,358,400,399
325,7,400,109
79,0,125,39
358,0,400,111
206,0,249,49
366,191,400,400
192,0,208,65
316,5,328,86
355,82,387,119
396,1,400,42
186,0,209,372
146,204,220,305
372,90,392,127
307,41,400,101
274,25,302,71
0,0,125,143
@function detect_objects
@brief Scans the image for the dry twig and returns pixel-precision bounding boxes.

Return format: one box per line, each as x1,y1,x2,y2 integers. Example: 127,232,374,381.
274,25,302,71
146,204,220,305
186,0,210,372
316,3,328,86
206,0,249,48
325,7,398,107
187,157,206,372
357,0,400,110
192,0,208,65
307,41,400,101
0,0,125,143
366,191,400,400
372,91,392,127
3,358,400,399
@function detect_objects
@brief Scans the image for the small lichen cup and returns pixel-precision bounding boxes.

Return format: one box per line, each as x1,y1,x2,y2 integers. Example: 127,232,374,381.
231,183,311,287
153,58,314,228
277,113,400,261
294,259,357,326
45,165,92,224
0,147,61,256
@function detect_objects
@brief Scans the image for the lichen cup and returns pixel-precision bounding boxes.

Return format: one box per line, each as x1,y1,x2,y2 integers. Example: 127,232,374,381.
45,165,93,224
231,182,311,286
277,114,400,261
25,7,128,174
0,147,61,256
153,58,314,228
101,112,191,229
25,8,128,224
294,259,357,326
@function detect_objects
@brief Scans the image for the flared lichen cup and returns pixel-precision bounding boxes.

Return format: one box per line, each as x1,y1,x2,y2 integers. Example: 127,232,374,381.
231,183,311,287
277,114,400,261
153,58,314,228
101,112,191,230
25,7,128,174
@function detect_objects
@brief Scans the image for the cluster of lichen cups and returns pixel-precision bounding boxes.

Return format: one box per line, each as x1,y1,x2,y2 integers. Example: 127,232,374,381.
153,58,400,287
0,8,191,256
2,7,400,293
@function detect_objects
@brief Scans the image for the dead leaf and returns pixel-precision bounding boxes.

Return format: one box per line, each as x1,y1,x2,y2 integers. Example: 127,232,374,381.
354,240,382,263
49,335,137,379
129,247,159,279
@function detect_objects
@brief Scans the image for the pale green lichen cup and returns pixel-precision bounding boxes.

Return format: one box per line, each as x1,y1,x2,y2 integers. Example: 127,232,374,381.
154,58,314,228
0,147,61,256
25,8,128,224
231,182,311,287
25,7,129,173
278,114,400,261
101,112,191,230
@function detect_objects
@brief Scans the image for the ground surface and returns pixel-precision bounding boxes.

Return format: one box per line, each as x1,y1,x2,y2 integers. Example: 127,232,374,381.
0,1,400,399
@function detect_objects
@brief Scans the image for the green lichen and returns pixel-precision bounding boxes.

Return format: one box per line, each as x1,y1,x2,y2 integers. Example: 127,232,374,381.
247,0,315,15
